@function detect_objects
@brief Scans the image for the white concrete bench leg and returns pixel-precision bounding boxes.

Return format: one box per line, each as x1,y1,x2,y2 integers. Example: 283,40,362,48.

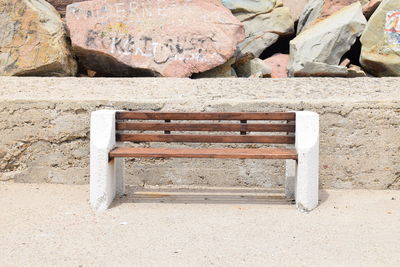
90,110,124,211
295,111,319,212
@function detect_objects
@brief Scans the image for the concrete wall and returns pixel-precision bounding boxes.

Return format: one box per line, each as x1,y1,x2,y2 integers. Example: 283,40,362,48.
0,77,399,189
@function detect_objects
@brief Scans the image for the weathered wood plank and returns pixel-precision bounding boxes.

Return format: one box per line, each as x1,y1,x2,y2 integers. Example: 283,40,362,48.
116,134,295,144
109,147,298,159
116,122,295,132
116,112,296,121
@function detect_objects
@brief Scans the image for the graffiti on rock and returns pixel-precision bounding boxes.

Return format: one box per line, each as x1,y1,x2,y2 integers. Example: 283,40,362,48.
84,23,218,64
385,9,400,52
67,0,223,22
67,0,227,64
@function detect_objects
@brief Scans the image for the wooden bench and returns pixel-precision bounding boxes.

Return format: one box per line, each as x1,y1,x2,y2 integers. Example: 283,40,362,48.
90,111,319,212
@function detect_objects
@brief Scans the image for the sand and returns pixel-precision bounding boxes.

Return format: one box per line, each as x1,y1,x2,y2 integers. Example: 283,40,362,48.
1,182,399,266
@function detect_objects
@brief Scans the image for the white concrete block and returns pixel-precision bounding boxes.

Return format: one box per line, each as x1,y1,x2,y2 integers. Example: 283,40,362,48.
295,111,319,212
90,110,123,211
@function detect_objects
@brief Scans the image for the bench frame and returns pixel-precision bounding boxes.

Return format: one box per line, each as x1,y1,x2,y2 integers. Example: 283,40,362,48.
90,110,319,212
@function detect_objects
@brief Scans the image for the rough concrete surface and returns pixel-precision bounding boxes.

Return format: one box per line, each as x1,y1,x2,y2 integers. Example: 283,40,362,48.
1,182,400,266
0,77,399,189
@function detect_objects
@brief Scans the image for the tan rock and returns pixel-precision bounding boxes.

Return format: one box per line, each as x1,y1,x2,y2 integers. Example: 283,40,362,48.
248,71,264,78
264,53,289,78
66,0,244,77
347,64,367,77
360,0,400,76
0,0,77,76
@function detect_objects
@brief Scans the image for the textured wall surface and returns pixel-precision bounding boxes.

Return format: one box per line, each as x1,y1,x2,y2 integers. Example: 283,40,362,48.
0,77,399,189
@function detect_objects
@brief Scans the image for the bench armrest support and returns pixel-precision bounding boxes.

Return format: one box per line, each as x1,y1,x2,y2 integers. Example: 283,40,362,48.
295,111,319,212
90,110,124,210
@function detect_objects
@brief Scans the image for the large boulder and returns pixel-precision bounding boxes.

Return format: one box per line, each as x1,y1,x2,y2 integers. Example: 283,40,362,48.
0,0,77,76
288,2,367,77
360,0,400,77
66,0,244,77
222,0,294,60
46,0,86,17
297,0,370,33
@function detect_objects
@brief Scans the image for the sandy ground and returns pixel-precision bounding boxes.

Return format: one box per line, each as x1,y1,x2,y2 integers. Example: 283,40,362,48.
1,182,400,267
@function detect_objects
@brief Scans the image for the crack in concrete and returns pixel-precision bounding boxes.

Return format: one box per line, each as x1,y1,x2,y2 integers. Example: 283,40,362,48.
387,172,400,189
0,135,88,172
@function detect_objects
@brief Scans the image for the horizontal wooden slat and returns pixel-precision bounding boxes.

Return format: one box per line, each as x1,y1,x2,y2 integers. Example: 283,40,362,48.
109,147,297,159
116,122,295,132
116,134,295,144
116,112,295,121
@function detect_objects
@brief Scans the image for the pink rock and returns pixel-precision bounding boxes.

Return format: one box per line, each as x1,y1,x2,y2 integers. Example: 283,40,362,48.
281,0,309,21
46,0,87,17
362,0,381,18
264,54,289,78
319,0,360,19
66,0,244,77
340,58,351,67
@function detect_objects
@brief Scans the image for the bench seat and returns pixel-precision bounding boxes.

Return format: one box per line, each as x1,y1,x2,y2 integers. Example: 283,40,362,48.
109,147,298,160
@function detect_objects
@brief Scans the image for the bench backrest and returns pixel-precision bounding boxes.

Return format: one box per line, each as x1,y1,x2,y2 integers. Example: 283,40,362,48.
115,112,296,144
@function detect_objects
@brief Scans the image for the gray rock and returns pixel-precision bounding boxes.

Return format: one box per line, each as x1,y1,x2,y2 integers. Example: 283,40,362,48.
360,0,400,77
288,2,366,77
222,0,294,60
297,0,324,34
297,0,371,34
293,62,348,77
221,0,276,13
235,58,272,77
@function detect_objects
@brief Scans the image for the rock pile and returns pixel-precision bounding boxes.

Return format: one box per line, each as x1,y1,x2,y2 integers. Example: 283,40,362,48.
289,2,367,77
0,0,399,78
